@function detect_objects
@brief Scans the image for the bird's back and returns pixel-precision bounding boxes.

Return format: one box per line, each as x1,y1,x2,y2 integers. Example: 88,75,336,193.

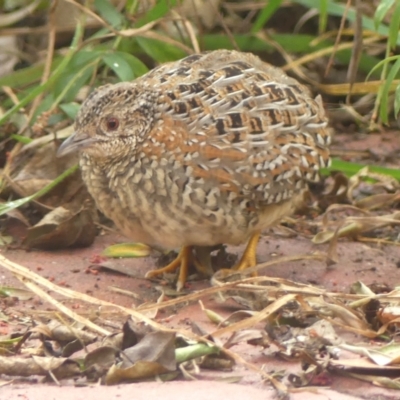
138,50,330,207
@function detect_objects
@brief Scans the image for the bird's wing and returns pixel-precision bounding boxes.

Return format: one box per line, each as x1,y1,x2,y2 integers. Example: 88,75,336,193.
149,51,331,204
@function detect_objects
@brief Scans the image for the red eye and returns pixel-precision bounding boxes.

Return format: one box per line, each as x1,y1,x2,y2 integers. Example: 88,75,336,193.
106,117,119,131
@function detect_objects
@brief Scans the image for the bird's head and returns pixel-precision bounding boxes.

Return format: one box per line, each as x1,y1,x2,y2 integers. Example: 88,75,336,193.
57,82,156,160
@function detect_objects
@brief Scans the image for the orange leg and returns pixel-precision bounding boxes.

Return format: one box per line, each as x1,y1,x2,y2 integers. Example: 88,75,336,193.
145,246,192,291
233,231,260,272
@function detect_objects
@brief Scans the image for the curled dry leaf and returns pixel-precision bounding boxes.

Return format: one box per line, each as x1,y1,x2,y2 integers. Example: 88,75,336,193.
121,318,153,349
322,172,350,206
0,286,32,300
313,210,400,244
355,192,400,211
200,300,227,325
10,142,75,198
102,332,123,350
1,205,30,227
199,354,235,371
339,342,400,366
85,346,119,370
378,306,400,327
350,281,376,296
224,329,270,349
329,357,400,374
324,302,370,331
41,320,97,345
0,355,80,379
30,320,98,358
23,205,96,249
105,331,176,385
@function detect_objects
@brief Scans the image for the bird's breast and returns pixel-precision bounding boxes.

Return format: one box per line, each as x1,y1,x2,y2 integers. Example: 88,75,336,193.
80,155,254,248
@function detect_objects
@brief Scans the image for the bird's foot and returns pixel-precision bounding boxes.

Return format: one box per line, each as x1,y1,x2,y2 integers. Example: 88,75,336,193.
145,246,192,291
212,232,261,283
232,231,260,274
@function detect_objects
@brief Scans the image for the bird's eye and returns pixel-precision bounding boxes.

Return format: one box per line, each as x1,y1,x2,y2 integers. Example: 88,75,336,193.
106,117,119,131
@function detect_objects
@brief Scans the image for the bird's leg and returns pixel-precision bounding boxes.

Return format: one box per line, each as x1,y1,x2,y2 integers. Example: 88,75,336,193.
145,246,192,291
233,231,261,272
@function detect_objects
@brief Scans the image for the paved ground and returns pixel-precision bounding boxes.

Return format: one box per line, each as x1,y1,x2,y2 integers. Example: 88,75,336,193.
1,381,367,400
1,227,400,400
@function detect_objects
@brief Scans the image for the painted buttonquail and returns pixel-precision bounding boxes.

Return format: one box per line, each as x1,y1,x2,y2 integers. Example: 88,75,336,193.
57,50,331,290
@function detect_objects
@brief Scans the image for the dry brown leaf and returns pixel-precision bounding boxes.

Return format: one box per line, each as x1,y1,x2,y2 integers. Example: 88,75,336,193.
0,355,80,379
313,211,400,244
324,302,369,331
23,205,96,249
105,331,176,385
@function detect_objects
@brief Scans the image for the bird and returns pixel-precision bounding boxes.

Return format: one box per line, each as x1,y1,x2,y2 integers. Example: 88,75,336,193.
57,49,331,290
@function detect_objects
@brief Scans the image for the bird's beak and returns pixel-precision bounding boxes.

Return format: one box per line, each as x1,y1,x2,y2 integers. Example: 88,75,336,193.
56,132,96,157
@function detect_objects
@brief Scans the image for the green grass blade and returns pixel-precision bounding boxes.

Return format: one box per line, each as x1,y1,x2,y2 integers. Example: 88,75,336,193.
366,55,400,81
324,158,400,180
10,134,32,144
394,84,400,117
319,0,328,34
0,57,62,88
379,57,400,123
251,0,283,33
102,52,148,81
389,1,400,49
374,0,396,30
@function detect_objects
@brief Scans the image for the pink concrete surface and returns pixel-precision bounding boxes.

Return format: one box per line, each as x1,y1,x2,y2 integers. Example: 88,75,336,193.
1,381,365,400
1,231,400,400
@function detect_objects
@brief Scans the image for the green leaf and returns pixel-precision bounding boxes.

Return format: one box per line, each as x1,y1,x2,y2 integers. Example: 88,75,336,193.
102,243,151,258
103,53,134,81
114,52,148,78
59,102,81,120
374,0,396,30
136,37,186,63
94,0,125,28
251,0,283,33
136,0,178,27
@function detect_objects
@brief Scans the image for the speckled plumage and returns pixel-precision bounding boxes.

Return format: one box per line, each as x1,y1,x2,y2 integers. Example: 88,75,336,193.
58,50,331,286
